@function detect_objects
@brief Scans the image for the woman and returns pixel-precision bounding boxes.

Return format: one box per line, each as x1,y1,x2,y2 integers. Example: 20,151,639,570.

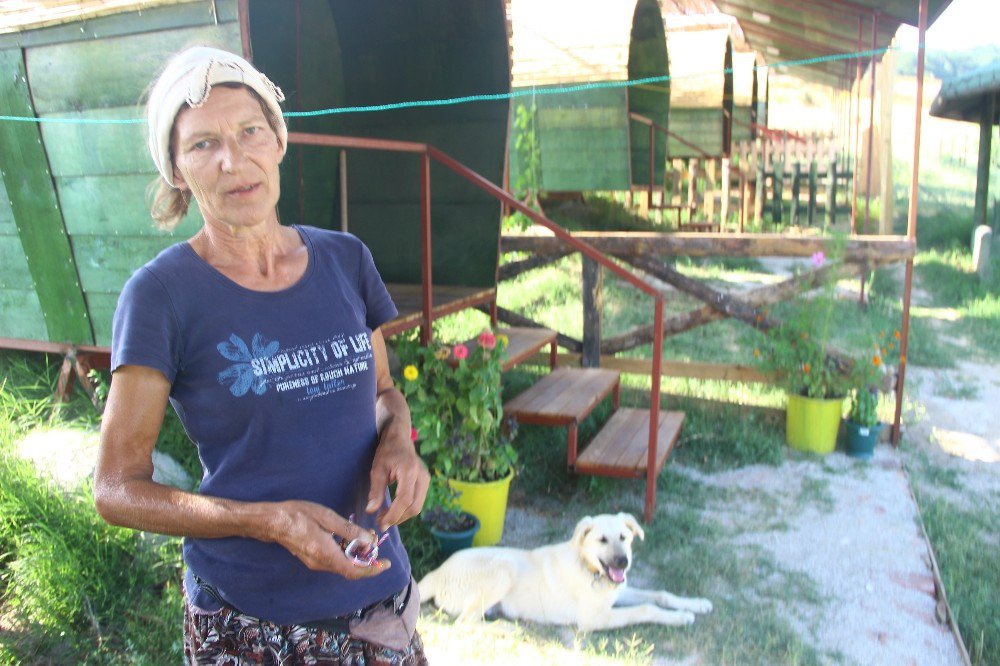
94,46,430,664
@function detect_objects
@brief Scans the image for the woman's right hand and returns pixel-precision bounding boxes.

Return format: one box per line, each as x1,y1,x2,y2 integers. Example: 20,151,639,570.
268,500,391,580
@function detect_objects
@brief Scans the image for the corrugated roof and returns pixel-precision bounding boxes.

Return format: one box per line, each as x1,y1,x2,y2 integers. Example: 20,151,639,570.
0,0,199,34
930,62,1000,124
712,0,955,87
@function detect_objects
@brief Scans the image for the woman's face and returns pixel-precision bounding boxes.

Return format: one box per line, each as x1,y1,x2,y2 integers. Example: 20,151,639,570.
171,85,285,232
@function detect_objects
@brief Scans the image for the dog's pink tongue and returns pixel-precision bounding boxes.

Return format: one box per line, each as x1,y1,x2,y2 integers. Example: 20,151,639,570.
608,568,626,583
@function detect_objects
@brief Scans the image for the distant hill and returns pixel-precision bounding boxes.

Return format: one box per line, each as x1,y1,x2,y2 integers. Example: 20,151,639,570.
896,44,1000,79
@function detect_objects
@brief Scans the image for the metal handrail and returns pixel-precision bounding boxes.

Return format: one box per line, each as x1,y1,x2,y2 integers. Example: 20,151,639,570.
288,129,667,521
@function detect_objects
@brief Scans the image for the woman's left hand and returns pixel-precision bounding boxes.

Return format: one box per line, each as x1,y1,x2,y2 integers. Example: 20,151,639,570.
367,329,430,532
367,416,429,532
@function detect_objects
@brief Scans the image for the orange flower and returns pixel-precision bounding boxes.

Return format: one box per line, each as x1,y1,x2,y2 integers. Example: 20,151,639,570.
872,355,882,367
801,332,808,340
894,330,901,339
753,348,761,358
900,354,906,364
803,363,811,374
888,343,894,351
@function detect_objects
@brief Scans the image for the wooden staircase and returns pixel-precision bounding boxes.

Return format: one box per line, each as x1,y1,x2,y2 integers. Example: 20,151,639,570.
497,328,685,518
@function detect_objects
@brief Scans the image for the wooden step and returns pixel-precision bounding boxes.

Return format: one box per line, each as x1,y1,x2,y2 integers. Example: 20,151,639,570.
451,327,557,371
575,408,685,478
503,367,620,426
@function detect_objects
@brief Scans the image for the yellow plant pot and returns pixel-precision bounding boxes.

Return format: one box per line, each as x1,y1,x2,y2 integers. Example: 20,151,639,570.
785,393,845,454
448,470,513,547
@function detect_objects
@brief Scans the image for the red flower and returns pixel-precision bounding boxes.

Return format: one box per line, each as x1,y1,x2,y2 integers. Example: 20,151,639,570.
477,331,497,350
452,344,469,360
410,426,419,442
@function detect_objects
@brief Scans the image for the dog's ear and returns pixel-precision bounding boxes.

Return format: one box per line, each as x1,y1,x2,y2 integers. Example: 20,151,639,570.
572,516,595,548
621,513,644,541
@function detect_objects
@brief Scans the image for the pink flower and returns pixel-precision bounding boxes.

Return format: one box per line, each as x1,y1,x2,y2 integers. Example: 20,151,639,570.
477,331,497,350
452,344,469,360
811,251,825,267
410,426,419,442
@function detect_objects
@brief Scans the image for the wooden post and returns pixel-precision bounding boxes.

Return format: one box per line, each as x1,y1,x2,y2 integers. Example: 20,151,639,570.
721,157,731,232
790,163,802,226
772,158,784,226
879,42,896,235
754,140,767,227
974,93,996,232
808,161,818,227
827,161,839,228
582,257,603,368
705,159,718,225
688,159,699,220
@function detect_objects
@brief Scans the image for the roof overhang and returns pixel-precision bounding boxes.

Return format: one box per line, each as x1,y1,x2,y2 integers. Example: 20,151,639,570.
930,64,1000,124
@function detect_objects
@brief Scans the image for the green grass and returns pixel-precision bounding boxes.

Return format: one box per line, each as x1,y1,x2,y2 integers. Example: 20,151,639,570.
909,475,1000,666
0,351,186,664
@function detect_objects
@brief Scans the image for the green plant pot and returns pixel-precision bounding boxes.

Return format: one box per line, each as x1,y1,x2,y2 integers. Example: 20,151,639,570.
448,470,513,547
843,420,884,459
427,513,480,559
786,393,845,455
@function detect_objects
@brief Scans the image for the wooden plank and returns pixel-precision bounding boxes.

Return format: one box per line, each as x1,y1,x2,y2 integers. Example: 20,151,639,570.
581,409,647,469
576,409,684,476
71,234,179,295
0,48,92,344
381,284,495,338
0,289,49,341
500,232,917,262
26,21,241,114
504,368,618,422
524,352,772,384
0,1,234,50
85,292,117,346
39,107,150,177
56,174,202,236
548,369,618,418
0,234,35,290
456,327,556,371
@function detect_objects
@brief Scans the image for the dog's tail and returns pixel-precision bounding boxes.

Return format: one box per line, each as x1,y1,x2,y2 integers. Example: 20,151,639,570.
417,568,439,604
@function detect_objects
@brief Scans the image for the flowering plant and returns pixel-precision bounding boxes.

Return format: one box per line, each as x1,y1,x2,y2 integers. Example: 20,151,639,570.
847,328,901,426
395,330,518,484
753,291,854,399
752,247,859,400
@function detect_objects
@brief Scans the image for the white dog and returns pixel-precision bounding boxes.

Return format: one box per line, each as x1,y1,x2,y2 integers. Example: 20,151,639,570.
418,512,712,631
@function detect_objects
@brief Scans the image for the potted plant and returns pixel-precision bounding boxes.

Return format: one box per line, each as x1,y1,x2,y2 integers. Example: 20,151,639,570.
843,329,900,459
421,477,480,558
396,330,518,546
753,252,853,454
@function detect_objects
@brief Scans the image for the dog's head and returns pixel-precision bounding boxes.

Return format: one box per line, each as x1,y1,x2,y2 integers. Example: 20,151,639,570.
571,512,644,585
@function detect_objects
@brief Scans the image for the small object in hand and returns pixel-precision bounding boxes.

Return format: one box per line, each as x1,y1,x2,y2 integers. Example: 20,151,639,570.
334,514,389,567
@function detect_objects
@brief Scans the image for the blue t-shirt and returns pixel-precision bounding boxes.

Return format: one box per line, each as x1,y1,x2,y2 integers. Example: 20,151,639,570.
110,225,410,625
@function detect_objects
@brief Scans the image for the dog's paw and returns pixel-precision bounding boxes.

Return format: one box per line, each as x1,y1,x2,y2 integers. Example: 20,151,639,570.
689,598,713,614
678,610,696,625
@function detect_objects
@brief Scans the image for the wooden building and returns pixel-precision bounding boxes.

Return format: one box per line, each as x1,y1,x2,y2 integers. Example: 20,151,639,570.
0,0,510,347
663,19,734,158
506,0,669,192
730,50,758,143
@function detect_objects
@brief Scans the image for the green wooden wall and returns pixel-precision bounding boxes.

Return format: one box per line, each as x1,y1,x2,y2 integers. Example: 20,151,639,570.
668,108,724,158
627,0,669,187
1,0,511,347
318,0,510,289
509,87,631,193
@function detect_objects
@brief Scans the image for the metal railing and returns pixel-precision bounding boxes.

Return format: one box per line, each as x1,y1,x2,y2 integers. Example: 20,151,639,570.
288,130,668,521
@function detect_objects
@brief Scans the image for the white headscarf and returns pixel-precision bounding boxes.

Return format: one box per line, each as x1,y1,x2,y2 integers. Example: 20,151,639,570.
146,46,287,187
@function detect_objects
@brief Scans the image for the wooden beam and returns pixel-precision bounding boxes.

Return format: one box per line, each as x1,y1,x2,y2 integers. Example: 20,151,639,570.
600,261,861,354
526,352,770,384
501,232,915,262
485,305,583,353
498,251,570,281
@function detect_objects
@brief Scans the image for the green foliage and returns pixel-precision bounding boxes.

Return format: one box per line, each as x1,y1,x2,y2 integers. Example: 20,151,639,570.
848,387,879,427
395,331,517,483
911,489,1000,666
0,448,182,662
505,101,543,233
